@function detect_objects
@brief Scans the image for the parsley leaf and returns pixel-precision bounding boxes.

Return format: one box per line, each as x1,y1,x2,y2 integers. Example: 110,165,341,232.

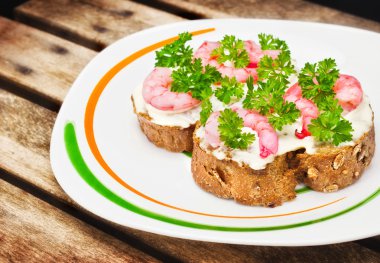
308,112,353,146
268,102,300,131
200,98,212,125
170,58,221,101
243,77,300,130
214,77,244,104
298,58,339,107
155,32,193,68
218,109,256,149
211,35,250,68
258,33,289,51
298,58,353,145
171,59,221,126
257,50,296,84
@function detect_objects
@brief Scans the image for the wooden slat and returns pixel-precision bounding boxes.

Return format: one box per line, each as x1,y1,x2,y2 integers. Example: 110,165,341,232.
0,179,157,262
0,17,96,104
15,0,184,51
1,89,380,262
159,0,380,32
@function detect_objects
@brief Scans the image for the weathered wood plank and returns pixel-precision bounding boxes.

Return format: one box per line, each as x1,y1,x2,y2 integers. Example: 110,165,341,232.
0,17,96,104
15,0,184,50
0,179,157,263
159,0,380,32
1,89,380,262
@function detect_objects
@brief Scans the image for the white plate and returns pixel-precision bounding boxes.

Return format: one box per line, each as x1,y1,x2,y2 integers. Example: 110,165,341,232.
50,19,380,246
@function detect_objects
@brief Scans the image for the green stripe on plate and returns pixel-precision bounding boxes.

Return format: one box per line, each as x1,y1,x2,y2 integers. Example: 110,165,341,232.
64,122,380,232
295,186,311,194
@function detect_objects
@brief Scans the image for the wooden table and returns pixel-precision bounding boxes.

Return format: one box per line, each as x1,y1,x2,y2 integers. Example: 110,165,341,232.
1,1,379,262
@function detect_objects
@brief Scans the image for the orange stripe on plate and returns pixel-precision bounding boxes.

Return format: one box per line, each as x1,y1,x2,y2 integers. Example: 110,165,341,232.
84,28,344,219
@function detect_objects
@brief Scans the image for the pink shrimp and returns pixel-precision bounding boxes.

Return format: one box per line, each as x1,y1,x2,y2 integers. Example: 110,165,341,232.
142,67,200,112
194,40,279,83
205,108,278,158
284,83,319,139
193,41,220,68
284,74,362,139
333,74,363,112
244,40,280,68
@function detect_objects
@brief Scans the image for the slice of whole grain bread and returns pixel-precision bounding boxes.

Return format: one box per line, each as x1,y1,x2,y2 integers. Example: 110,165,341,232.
191,122,375,207
132,96,194,152
191,131,297,207
295,125,375,192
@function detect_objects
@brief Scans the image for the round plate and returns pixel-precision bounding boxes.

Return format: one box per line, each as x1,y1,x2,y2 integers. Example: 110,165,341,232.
50,19,380,246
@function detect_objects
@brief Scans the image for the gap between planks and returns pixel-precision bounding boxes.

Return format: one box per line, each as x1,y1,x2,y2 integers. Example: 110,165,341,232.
1,89,380,262
154,0,380,33
0,16,96,105
0,173,160,263
15,0,185,51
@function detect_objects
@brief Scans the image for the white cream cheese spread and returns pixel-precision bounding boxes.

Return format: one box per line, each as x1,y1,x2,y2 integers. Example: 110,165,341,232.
196,95,373,170
133,80,372,170
132,84,201,128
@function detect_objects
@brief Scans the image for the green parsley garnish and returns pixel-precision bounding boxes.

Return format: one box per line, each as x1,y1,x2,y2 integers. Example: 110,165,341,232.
257,34,295,84
218,108,256,149
258,33,289,51
214,76,244,104
200,98,212,125
298,58,353,145
170,58,221,100
298,58,339,108
308,112,353,146
211,35,250,68
243,76,300,131
170,58,221,125
257,50,296,84
155,32,193,68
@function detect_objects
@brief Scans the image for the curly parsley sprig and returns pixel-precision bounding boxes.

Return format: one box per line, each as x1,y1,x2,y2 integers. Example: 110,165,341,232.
298,58,339,108
218,108,256,150
258,33,289,51
215,76,244,104
170,58,221,125
308,111,353,146
171,58,221,100
257,50,296,85
243,76,300,131
155,32,193,68
257,34,296,85
211,35,250,68
298,59,353,145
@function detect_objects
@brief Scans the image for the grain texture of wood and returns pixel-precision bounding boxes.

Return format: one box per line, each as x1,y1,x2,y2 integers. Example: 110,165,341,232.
159,0,380,32
15,0,184,50
1,89,380,262
0,17,96,104
0,179,157,263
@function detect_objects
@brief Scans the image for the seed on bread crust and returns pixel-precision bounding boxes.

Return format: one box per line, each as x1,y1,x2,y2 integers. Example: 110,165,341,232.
307,167,319,179
333,153,345,170
357,150,366,162
323,184,339,193
352,143,362,157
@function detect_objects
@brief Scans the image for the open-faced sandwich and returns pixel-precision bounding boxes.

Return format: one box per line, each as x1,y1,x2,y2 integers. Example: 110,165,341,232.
133,32,375,207
132,33,279,152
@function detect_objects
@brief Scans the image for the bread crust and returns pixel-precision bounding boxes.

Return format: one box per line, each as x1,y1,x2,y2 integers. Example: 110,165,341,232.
191,130,297,207
295,125,375,192
191,123,375,206
132,96,194,152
